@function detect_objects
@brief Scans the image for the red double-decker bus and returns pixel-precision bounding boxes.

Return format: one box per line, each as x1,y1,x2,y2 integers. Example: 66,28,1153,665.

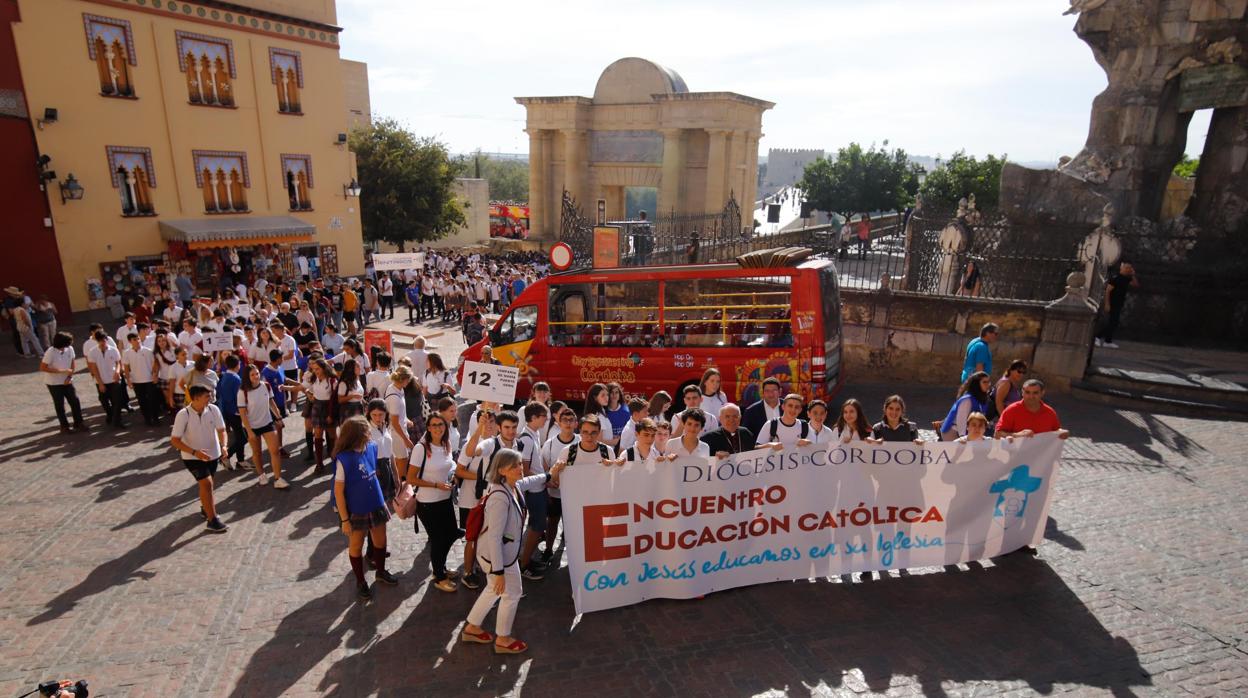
489,202,530,239
459,258,844,405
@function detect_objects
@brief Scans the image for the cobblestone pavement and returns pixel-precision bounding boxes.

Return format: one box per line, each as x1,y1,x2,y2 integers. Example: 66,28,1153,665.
1,326,1246,697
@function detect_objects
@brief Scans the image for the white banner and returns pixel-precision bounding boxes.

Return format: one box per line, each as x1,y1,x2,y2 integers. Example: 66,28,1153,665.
372,252,425,271
562,435,1064,613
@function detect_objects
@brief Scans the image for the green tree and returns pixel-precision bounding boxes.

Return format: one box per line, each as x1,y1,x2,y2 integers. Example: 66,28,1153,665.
798,141,923,220
918,151,1006,209
1173,155,1199,178
461,151,530,201
350,118,466,251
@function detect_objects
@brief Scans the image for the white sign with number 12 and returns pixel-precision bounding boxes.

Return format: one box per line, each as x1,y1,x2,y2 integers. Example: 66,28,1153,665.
458,360,520,405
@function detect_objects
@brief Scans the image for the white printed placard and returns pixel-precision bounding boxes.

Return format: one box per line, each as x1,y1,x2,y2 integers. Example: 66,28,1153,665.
372,252,426,271
458,360,519,405
232,302,251,318
202,332,235,352
561,434,1064,613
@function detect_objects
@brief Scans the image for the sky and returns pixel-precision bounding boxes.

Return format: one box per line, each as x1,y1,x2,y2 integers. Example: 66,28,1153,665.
336,0,1211,163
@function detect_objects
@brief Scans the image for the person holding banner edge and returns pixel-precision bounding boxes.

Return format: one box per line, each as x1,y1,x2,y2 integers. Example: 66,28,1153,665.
461,448,566,654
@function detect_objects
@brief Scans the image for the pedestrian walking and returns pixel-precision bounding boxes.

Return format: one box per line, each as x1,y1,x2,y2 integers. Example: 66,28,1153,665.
41,331,86,433
170,385,228,533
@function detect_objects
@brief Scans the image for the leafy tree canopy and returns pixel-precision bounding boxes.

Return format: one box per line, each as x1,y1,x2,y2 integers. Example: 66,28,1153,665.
798,141,923,218
460,150,530,202
350,118,466,251
1173,155,1199,178
917,150,1006,210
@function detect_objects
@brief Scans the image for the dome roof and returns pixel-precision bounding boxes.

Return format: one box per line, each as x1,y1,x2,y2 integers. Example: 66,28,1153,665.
592,57,689,104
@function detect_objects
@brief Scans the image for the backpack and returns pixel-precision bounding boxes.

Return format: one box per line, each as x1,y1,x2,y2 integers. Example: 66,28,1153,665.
464,490,498,543
769,418,809,443
474,436,525,499
985,380,1002,422
568,442,609,465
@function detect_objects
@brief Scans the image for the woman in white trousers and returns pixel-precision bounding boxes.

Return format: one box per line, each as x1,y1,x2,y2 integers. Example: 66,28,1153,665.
461,448,564,654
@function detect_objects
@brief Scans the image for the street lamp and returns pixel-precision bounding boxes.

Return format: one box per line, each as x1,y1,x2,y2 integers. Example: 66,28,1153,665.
343,178,361,199
59,173,84,203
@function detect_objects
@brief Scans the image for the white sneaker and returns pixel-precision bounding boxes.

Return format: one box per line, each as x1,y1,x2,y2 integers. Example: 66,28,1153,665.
1094,338,1103,347
257,473,271,487
1104,342,1119,349
273,477,290,489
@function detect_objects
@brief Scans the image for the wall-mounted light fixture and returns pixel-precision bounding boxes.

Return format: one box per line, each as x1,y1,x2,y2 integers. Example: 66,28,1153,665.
335,132,348,145
343,178,361,199
59,173,84,204
36,107,58,130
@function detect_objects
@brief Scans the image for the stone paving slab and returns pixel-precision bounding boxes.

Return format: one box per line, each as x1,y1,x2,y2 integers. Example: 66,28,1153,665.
1,340,1247,696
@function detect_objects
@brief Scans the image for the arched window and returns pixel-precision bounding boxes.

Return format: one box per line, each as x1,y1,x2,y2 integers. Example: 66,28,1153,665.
177,32,236,108
85,15,136,98
107,146,156,216
269,48,303,114
193,151,250,214
280,154,313,210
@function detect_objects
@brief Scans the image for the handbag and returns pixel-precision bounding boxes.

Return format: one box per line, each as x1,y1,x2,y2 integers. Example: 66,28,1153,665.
394,482,418,519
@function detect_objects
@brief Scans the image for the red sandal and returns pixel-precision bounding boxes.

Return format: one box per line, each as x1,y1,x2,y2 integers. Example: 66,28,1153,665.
494,638,528,654
461,628,494,644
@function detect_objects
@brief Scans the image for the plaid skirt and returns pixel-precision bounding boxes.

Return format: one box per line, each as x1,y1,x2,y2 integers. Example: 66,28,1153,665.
339,400,365,420
376,457,397,500
306,399,334,429
348,506,391,532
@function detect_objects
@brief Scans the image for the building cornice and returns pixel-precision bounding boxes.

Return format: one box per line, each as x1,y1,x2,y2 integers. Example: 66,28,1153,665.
82,0,342,49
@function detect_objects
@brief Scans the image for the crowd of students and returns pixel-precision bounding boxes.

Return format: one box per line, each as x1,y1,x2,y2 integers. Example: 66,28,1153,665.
34,266,1072,656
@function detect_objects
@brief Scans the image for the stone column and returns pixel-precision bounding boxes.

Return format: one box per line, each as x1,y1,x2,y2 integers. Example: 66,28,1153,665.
728,129,747,210
562,129,586,211
526,129,547,239
704,128,729,215
1033,271,1097,392
658,128,684,216
1188,105,1248,235
744,131,761,219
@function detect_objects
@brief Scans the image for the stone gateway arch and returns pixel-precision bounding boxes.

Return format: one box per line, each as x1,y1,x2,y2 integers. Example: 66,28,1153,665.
516,58,774,239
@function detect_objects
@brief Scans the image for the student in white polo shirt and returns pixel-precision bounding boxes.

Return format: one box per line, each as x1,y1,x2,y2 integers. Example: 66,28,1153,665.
805,399,837,445
557,415,616,467
41,331,86,433
669,385,719,438
664,408,712,459
612,417,661,465
122,332,161,426
87,330,126,429
762,394,813,450
170,385,229,533
178,318,205,359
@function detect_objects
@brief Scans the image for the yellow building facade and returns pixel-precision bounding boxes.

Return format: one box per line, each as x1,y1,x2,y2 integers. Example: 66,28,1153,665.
13,0,365,311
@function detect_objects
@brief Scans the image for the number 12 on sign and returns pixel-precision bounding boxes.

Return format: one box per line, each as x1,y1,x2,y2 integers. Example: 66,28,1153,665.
459,360,519,405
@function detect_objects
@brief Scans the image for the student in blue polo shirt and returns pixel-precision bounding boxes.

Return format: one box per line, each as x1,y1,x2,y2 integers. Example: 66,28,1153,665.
216,354,245,469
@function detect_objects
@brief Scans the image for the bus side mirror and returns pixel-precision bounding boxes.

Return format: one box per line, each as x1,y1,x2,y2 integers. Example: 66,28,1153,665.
489,328,501,345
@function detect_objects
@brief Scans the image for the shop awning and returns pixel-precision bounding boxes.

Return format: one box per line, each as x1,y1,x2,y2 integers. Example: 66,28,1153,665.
159,216,315,250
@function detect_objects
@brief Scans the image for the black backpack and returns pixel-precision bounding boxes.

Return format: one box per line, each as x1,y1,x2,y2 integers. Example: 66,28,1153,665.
474,437,525,499
769,418,809,443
